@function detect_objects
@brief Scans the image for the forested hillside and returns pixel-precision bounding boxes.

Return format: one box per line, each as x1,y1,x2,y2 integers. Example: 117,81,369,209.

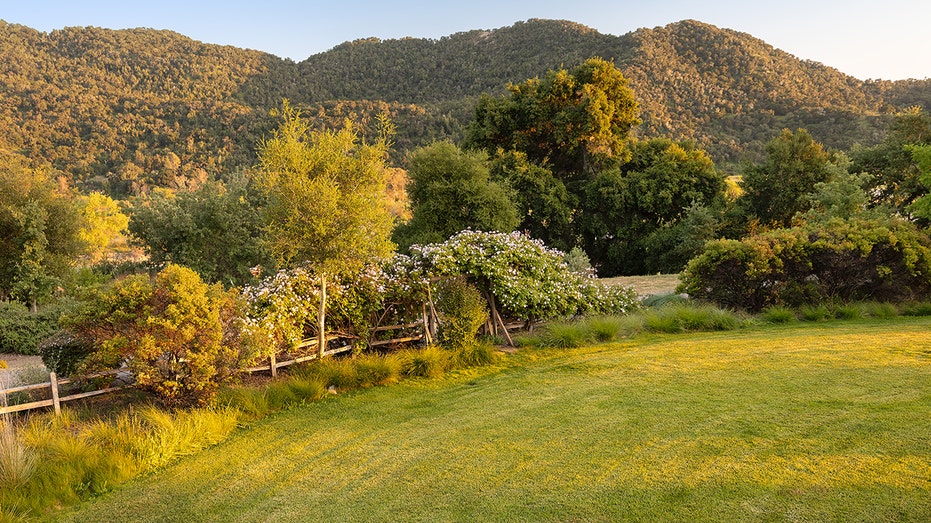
0,18,928,194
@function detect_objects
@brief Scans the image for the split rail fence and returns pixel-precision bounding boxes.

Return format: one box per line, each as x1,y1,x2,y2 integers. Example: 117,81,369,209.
0,319,433,416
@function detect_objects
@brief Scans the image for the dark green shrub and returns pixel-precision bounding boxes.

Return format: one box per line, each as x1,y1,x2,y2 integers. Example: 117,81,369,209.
833,303,864,320
681,218,931,311
901,301,931,316
286,378,328,402
862,302,900,319
38,331,94,377
0,301,65,355
539,321,588,348
435,278,488,351
265,381,298,410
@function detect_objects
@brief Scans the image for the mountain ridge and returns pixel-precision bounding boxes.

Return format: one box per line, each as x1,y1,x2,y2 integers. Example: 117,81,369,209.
0,18,928,194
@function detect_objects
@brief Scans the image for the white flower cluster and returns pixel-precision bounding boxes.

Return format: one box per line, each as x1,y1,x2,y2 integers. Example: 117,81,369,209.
239,231,638,349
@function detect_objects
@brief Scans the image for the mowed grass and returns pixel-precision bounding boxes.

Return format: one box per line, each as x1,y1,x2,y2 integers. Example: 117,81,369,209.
57,319,931,522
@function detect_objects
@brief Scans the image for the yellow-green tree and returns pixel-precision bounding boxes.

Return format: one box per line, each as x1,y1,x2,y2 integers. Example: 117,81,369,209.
76,192,130,264
256,101,395,355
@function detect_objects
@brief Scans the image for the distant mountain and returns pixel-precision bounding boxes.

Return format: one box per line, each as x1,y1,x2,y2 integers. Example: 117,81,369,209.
0,18,928,194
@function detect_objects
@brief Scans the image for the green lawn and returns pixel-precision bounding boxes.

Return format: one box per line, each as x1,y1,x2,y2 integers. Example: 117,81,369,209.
57,319,931,522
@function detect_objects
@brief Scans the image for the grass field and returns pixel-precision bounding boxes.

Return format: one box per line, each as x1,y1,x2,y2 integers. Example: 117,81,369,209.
57,318,931,522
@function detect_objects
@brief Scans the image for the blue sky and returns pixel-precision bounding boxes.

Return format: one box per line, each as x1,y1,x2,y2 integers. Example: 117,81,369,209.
3,0,929,80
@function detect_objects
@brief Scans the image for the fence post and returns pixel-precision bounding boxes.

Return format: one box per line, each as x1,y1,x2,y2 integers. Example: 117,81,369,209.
270,352,277,378
49,371,61,416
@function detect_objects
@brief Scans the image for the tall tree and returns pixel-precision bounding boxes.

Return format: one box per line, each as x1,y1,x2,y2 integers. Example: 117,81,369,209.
464,57,640,181
740,128,836,228
0,151,83,307
128,175,271,287
256,101,395,355
489,150,575,252
579,138,724,275
850,107,931,215
393,141,518,250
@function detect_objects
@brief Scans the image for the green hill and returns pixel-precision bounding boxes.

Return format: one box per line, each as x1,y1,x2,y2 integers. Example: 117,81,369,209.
0,18,927,194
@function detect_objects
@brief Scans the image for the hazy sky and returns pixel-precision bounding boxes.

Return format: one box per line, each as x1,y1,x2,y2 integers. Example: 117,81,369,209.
3,0,929,80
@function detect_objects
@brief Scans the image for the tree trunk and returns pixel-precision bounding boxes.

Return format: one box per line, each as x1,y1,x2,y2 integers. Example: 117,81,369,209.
318,273,327,359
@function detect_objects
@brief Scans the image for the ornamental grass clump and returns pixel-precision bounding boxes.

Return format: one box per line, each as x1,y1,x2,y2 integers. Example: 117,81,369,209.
354,353,403,387
538,321,588,348
400,345,451,378
760,305,796,323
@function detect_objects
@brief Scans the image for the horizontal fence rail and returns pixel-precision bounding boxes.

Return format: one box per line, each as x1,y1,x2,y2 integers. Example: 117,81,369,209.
0,326,433,415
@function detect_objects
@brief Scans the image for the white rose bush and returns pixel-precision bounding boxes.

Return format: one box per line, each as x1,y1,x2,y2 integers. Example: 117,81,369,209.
241,230,637,352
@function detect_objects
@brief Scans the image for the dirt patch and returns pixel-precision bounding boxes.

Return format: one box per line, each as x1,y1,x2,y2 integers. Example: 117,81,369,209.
601,274,681,297
1,353,45,371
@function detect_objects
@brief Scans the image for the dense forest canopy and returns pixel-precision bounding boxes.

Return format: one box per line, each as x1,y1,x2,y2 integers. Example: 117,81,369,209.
0,18,928,195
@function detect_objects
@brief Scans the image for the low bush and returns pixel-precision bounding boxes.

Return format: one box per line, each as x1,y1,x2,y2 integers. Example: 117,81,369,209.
680,218,931,311
901,301,931,316
862,301,900,319
832,303,864,320
435,278,488,351
0,301,70,355
538,321,589,348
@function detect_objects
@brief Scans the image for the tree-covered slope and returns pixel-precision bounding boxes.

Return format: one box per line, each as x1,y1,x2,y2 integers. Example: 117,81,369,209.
0,18,926,194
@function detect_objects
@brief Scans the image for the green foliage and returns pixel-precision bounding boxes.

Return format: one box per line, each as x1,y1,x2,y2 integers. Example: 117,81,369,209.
0,151,84,308
256,101,395,276
538,322,590,349
760,305,796,324
579,138,726,276
354,353,403,387
798,169,876,223
680,218,931,311
739,128,836,227
399,345,450,378
0,301,61,355
851,107,931,214
435,278,489,351
64,264,254,407
799,304,832,322
466,57,640,179
452,341,498,368
127,176,272,286
394,142,518,250
38,331,94,377
489,150,575,251
415,230,638,322
904,144,931,221
642,304,744,333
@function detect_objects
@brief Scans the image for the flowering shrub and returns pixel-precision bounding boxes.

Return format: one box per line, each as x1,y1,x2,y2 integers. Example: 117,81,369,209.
412,230,637,321
242,259,430,353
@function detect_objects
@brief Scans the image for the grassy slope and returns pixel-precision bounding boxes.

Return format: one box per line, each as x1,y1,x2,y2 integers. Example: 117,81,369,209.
57,319,931,522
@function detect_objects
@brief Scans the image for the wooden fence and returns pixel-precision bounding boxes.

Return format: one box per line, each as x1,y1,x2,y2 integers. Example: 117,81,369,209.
0,320,431,416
